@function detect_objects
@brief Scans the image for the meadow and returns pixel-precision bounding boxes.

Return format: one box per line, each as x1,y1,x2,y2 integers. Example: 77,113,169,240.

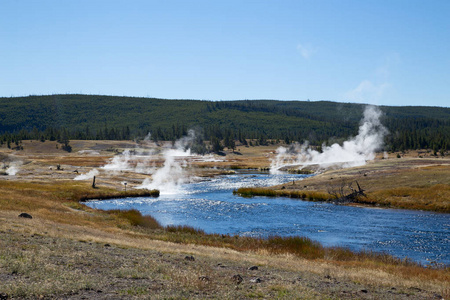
0,140,448,299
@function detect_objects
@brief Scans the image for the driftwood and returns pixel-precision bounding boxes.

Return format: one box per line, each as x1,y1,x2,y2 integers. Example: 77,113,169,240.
328,180,366,204
345,181,366,201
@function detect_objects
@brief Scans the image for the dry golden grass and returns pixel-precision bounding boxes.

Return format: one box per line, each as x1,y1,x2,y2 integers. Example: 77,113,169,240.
1,141,449,298
363,184,450,212
234,187,331,201
1,179,448,272
1,204,448,299
274,157,450,212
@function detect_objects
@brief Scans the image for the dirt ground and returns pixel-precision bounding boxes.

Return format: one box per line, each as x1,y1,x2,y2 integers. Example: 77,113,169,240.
1,210,446,299
0,140,449,299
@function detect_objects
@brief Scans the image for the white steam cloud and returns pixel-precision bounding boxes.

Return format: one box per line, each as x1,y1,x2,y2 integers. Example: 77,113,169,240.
74,168,99,180
137,130,198,194
5,161,23,175
102,149,134,172
138,148,190,194
271,106,388,173
345,80,391,104
77,130,205,194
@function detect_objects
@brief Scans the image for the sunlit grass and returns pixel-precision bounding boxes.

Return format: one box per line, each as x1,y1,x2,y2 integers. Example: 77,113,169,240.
0,179,448,292
233,187,331,201
107,209,162,229
365,184,450,213
235,168,450,212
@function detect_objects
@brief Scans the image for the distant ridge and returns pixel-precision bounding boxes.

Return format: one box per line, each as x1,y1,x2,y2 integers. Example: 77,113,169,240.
1,94,449,151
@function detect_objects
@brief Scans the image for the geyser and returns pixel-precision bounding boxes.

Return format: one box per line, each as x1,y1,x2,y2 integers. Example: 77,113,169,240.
271,105,388,173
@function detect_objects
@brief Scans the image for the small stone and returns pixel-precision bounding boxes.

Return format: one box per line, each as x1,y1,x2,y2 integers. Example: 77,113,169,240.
18,213,32,219
0,292,9,300
232,274,243,284
250,278,262,283
198,275,210,282
248,266,258,271
292,277,301,283
184,255,195,261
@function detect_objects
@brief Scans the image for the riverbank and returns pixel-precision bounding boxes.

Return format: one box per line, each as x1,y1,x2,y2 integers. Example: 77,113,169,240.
0,181,448,299
264,154,450,213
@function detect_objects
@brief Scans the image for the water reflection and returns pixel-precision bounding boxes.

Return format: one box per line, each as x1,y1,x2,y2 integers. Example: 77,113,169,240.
86,172,449,265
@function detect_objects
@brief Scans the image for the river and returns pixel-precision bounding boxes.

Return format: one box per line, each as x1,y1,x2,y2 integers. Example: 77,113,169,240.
86,171,449,266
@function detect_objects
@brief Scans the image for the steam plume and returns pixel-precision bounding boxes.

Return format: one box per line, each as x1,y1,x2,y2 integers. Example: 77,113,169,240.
137,131,200,194
74,168,99,180
79,130,205,194
271,106,387,172
138,148,190,194
5,161,23,175
102,149,134,172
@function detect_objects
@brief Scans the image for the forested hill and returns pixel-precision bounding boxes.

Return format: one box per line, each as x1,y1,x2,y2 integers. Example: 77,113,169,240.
0,94,449,152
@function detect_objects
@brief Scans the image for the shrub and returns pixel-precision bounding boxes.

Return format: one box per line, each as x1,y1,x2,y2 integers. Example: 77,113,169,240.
108,209,161,229
165,225,206,235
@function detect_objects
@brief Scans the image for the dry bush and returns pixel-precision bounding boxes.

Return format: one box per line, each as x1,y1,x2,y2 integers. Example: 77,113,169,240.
107,209,162,229
166,224,206,235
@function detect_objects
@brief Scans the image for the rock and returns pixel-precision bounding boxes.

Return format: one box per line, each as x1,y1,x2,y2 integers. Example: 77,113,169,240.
0,293,8,300
248,266,258,271
232,274,243,284
184,255,195,261
18,213,32,219
198,275,210,282
104,243,111,247
360,289,368,293
250,278,262,283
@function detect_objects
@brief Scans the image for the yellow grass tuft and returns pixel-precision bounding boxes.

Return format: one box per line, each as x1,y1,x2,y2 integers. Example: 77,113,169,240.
234,187,331,202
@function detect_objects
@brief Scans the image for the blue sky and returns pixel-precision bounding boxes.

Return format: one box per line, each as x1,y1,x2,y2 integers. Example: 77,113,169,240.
1,0,449,107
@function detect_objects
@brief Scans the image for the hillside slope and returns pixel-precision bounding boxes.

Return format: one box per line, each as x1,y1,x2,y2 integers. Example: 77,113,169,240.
1,94,449,150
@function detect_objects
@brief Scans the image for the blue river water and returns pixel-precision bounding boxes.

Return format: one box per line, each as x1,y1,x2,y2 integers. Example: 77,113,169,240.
86,172,449,266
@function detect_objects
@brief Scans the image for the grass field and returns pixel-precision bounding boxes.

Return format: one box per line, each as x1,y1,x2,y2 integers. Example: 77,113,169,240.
0,140,449,299
267,154,450,213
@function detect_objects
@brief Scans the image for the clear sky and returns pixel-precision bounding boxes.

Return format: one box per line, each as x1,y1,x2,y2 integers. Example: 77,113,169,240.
1,0,449,107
